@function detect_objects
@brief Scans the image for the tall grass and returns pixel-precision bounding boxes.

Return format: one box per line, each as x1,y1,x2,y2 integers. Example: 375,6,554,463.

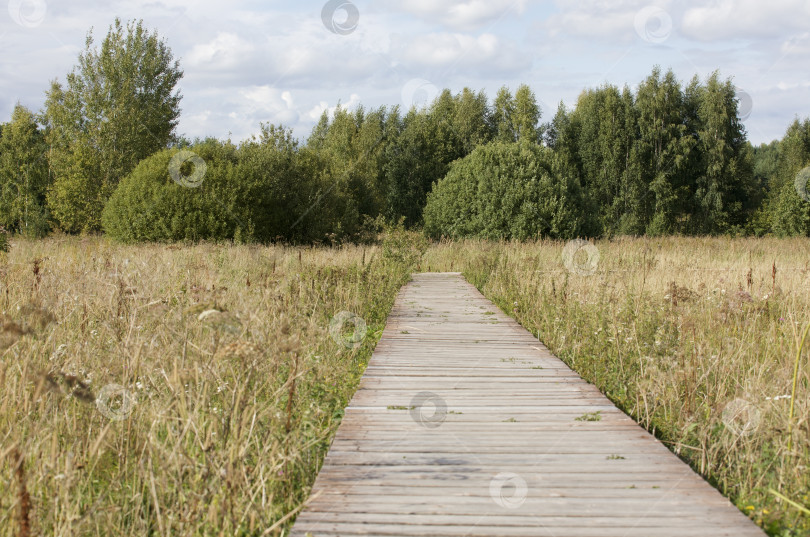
3,234,808,536
423,236,810,536
0,231,424,536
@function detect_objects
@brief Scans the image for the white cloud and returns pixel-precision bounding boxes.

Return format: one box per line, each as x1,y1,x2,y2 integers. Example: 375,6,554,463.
240,86,300,125
388,0,528,30
307,93,362,120
775,80,810,91
780,32,810,55
681,0,810,41
186,32,255,69
390,31,530,74
546,0,672,41
1,0,808,146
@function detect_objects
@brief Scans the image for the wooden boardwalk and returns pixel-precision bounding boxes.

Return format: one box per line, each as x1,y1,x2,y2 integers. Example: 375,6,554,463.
290,273,765,537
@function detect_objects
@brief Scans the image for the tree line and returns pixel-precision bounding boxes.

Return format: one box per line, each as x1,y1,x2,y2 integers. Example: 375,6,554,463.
1,19,809,243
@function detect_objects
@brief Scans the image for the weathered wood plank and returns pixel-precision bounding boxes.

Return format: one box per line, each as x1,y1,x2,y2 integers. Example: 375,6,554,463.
289,273,764,537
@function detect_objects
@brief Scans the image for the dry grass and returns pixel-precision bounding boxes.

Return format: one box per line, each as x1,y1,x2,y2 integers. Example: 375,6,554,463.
0,232,422,536
423,235,810,536
2,233,809,536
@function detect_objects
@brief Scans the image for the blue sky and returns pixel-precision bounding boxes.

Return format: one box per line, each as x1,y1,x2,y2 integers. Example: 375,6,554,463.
1,0,809,145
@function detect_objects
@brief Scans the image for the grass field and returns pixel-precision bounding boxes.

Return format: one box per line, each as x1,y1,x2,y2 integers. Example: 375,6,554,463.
424,236,810,536
2,233,809,536
0,231,424,536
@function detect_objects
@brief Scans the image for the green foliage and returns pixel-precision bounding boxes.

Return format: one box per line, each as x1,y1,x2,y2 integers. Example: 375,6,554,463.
634,67,696,235
747,140,781,236
423,141,585,240
548,68,759,237
380,219,429,266
0,105,50,237
513,84,541,144
689,72,758,234
0,226,8,253
102,130,357,244
492,87,516,143
384,109,446,226
3,24,801,244
237,124,343,243
452,88,494,153
422,68,764,241
384,88,494,227
771,173,810,236
570,84,642,236
492,84,541,144
102,141,243,242
753,140,780,191
767,119,810,236
44,18,182,232
306,105,395,236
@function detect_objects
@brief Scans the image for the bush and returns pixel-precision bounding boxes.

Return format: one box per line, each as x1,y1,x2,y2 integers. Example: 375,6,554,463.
102,140,246,242
102,128,357,244
423,141,587,240
236,127,355,243
771,172,810,236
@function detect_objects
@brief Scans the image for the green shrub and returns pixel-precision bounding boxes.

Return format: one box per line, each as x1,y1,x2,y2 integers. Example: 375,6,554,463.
423,141,587,240
102,127,355,244
771,171,810,236
236,127,353,243
102,140,246,242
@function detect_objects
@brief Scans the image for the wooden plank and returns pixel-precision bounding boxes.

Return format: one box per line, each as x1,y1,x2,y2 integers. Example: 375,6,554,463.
292,522,763,537
289,273,764,537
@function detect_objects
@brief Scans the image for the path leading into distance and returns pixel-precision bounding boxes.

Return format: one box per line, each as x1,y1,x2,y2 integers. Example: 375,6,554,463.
290,273,765,537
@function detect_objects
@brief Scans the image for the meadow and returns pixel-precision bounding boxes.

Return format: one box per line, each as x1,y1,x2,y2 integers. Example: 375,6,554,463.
424,235,810,536
1,233,809,536
0,230,424,536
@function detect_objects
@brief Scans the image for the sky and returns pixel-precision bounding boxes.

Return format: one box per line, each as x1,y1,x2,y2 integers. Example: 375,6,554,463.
1,0,809,145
